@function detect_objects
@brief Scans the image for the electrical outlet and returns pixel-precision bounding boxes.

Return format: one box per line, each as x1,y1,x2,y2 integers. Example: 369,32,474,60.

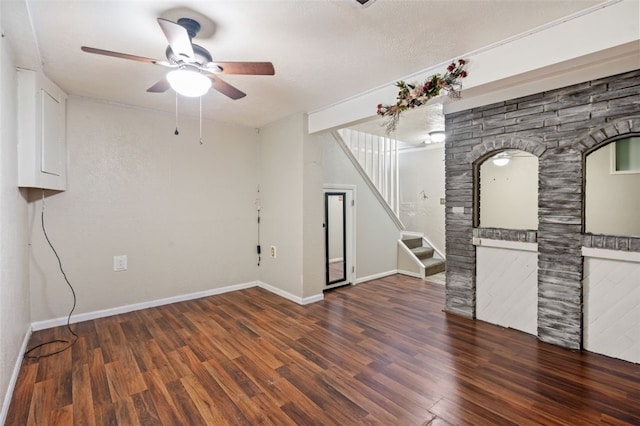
440,198,446,205
114,255,127,271
270,245,277,258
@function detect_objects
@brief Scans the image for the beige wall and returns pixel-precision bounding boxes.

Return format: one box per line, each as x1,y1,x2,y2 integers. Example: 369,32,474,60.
28,97,260,321
399,146,446,254
258,113,304,296
586,144,640,236
258,113,324,300
479,153,538,230
0,26,31,420
302,124,325,298
323,133,400,279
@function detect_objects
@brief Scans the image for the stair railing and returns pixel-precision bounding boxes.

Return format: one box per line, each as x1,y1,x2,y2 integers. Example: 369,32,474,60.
331,130,404,231
337,128,400,217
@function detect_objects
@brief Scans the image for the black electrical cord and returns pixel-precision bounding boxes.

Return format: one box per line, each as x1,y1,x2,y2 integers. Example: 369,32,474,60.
24,191,78,359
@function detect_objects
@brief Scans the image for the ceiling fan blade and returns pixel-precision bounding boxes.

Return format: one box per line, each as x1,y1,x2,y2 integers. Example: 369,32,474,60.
208,75,246,100
208,62,275,76
157,18,195,61
147,79,171,93
81,46,172,66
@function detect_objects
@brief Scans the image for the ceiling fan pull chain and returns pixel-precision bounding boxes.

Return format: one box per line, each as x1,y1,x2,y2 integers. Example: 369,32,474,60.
174,92,179,135
199,97,203,145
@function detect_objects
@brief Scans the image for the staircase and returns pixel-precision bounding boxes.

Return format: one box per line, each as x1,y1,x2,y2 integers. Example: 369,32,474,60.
400,235,445,277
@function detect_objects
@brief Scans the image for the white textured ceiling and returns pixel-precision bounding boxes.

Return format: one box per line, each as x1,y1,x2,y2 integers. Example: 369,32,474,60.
2,0,603,130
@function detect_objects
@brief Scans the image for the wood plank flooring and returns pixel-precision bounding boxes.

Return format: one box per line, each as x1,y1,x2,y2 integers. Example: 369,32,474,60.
6,274,640,425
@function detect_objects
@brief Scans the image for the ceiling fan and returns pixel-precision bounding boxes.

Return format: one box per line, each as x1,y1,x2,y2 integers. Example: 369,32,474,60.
81,17,275,100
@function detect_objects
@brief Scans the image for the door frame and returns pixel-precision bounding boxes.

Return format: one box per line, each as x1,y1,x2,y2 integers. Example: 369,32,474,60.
323,185,356,289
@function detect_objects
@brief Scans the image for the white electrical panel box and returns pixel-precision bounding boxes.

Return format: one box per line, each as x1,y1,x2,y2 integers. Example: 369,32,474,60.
17,68,67,191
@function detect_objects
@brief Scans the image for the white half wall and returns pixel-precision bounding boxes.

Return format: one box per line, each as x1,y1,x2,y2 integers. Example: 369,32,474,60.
476,243,538,336
583,253,640,364
28,96,260,322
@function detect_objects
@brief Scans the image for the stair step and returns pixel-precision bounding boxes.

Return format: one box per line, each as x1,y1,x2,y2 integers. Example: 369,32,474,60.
402,237,423,249
422,258,446,276
411,246,434,259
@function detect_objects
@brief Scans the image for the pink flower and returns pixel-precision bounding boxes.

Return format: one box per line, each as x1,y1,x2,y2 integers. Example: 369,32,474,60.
447,63,455,72
460,70,468,78
458,59,466,65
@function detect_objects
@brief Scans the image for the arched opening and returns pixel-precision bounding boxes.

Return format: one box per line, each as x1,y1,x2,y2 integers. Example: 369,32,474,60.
585,136,640,236
473,149,539,336
477,149,539,230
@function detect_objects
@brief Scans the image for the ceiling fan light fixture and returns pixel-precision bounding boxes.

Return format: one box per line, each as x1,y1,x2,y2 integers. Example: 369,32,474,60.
428,130,446,143
167,68,211,97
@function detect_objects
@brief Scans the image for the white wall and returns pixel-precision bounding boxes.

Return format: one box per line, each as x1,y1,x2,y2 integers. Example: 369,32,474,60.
259,113,304,297
583,254,640,364
399,146,445,254
480,154,538,230
0,23,31,423
259,113,324,300
302,123,325,298
323,133,400,280
586,144,640,236
28,97,260,322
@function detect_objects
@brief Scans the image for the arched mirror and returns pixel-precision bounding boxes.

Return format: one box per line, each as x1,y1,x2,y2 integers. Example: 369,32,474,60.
585,136,640,236
478,150,538,230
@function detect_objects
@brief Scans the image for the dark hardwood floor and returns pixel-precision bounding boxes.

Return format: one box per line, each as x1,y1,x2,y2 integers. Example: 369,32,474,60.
6,274,640,425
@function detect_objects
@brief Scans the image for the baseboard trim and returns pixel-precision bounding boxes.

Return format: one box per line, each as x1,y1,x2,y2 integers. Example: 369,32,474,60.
31,278,327,332
354,269,398,284
257,281,323,305
397,269,422,279
31,281,257,331
1,325,32,425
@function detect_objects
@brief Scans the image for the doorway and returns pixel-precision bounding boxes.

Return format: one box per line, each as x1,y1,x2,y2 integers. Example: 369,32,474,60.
324,187,354,289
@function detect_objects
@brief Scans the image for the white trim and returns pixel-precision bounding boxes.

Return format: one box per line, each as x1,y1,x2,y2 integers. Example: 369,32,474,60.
257,281,324,305
401,231,424,239
582,247,640,263
398,239,426,276
308,1,637,133
329,257,343,264
423,236,445,260
397,269,423,279
324,185,357,285
31,281,257,331
401,232,445,260
355,269,397,284
472,237,538,253
1,326,32,426
31,279,326,334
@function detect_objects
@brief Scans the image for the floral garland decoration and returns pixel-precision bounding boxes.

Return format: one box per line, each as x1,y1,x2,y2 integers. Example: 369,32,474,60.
377,59,468,134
